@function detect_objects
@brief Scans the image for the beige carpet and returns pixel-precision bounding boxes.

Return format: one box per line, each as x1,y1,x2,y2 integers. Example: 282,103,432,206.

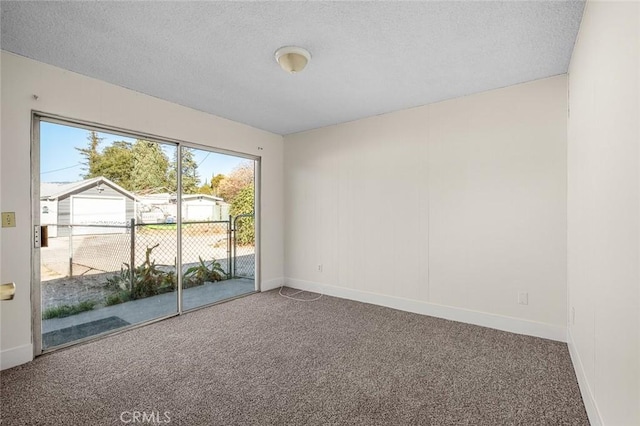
1,289,589,425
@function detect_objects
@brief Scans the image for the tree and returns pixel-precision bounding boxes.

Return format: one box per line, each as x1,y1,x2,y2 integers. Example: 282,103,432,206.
75,132,136,190
131,140,170,194
218,162,253,202
197,173,226,196
75,131,203,194
197,183,213,195
181,148,200,194
211,174,225,197
76,131,103,178
92,141,133,189
230,185,254,245
168,147,200,194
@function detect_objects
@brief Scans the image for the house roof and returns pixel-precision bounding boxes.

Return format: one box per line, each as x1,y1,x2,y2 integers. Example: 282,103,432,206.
137,193,173,202
138,193,227,204
41,177,139,201
182,194,224,202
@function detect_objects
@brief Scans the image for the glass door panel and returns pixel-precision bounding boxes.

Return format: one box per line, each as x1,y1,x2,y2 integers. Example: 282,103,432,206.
39,121,178,349
179,146,256,311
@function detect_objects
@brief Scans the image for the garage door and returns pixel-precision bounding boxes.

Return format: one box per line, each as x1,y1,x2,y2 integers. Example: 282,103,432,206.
71,196,126,235
185,204,215,221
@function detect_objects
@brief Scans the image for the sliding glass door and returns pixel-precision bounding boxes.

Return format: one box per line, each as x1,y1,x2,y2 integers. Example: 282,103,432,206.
34,115,258,352
179,146,256,311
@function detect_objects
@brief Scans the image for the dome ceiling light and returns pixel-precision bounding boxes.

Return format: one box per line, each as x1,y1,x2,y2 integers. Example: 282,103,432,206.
274,46,311,74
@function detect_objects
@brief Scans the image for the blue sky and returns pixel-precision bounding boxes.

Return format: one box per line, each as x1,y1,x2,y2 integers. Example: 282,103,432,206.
40,121,248,184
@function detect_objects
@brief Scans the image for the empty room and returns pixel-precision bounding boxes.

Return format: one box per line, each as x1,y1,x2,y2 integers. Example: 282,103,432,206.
0,1,638,425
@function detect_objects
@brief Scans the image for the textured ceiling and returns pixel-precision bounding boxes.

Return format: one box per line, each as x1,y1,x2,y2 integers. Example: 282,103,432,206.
0,1,584,135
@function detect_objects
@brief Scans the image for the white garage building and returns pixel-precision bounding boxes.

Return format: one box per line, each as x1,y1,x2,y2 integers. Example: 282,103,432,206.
136,193,230,224
183,194,229,222
41,177,137,237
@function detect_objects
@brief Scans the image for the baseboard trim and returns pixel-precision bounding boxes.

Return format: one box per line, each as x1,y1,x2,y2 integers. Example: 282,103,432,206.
285,278,566,342
1,343,33,370
261,277,284,292
567,329,603,426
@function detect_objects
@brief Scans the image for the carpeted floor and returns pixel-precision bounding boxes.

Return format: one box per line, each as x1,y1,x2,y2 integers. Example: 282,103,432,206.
1,289,589,425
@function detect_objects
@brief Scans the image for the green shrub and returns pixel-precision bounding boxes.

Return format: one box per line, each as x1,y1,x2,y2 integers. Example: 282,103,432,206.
230,185,254,245
183,256,226,288
42,300,97,319
106,247,229,305
104,290,132,306
107,244,176,301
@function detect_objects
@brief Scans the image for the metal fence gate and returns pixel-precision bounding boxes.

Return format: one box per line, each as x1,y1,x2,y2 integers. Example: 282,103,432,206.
232,214,255,279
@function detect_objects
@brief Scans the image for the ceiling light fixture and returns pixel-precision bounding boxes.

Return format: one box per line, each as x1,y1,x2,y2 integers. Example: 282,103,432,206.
275,46,311,74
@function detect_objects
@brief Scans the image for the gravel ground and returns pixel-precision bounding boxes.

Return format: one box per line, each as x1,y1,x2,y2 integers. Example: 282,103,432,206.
41,273,118,310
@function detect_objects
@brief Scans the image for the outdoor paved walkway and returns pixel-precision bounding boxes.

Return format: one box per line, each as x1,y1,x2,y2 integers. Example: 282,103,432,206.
42,278,256,337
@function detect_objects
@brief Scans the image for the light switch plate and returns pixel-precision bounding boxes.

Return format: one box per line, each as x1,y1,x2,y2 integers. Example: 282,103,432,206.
1,212,16,228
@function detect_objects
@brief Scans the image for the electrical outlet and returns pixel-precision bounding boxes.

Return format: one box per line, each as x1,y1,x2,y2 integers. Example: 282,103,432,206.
518,292,528,305
571,307,575,325
318,264,323,272
1,212,16,228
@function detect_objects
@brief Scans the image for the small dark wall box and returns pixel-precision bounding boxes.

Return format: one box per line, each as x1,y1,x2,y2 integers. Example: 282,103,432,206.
41,225,48,247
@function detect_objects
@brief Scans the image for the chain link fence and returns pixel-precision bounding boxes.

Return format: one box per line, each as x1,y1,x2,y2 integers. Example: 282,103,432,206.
41,226,131,279
134,221,231,275
233,215,255,279
41,218,254,282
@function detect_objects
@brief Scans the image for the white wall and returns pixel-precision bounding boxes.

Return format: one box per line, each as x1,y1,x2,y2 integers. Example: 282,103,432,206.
284,76,568,341
0,51,284,369
567,2,640,425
